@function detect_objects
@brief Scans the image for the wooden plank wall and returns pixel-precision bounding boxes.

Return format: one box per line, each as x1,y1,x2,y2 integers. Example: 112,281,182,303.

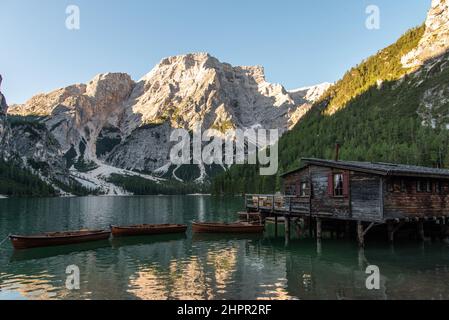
309,165,350,218
282,169,310,214
384,177,449,219
350,172,382,221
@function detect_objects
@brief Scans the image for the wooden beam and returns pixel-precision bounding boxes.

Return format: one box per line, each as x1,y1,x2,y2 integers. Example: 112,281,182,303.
362,222,376,237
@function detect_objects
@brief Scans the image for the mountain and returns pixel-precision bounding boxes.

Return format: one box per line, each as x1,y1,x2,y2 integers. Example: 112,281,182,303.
4,53,329,195
212,0,449,195
402,0,449,68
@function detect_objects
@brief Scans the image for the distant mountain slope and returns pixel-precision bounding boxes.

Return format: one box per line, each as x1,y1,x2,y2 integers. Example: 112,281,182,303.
212,0,449,195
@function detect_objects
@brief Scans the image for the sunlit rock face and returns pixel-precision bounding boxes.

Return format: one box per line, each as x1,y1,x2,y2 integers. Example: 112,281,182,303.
9,73,134,160
125,53,326,134
402,0,449,68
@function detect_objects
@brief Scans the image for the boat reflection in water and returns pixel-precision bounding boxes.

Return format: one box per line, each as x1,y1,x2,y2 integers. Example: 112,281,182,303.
10,240,112,263
111,234,187,249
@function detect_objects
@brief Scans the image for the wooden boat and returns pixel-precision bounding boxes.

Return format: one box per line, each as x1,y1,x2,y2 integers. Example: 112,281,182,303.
9,229,111,250
192,222,265,234
110,224,188,237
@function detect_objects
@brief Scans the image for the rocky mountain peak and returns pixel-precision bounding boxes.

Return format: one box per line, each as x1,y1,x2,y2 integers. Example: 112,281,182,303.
5,53,332,186
402,0,449,68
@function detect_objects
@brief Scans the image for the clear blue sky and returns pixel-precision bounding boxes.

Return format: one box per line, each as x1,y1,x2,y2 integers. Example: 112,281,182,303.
0,0,430,104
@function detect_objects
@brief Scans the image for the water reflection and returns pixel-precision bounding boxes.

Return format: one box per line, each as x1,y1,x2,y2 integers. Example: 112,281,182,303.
2,196,449,300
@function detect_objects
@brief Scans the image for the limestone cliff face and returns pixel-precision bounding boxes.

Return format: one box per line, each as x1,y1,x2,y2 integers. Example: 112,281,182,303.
8,53,328,180
402,0,449,68
399,1,449,130
10,73,134,160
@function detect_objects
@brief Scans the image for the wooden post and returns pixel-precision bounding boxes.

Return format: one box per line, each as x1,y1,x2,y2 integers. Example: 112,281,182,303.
357,221,364,248
387,222,394,243
418,220,425,242
316,218,322,240
387,222,395,243
345,221,351,240
317,238,322,256
308,216,313,238
285,216,291,246
274,215,278,238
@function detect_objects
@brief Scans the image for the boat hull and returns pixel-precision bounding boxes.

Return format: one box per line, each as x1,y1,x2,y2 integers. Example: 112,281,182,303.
9,230,111,250
192,222,265,234
111,224,188,237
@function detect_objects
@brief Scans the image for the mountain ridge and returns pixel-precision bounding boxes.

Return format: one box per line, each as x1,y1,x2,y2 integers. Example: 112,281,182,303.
4,53,330,195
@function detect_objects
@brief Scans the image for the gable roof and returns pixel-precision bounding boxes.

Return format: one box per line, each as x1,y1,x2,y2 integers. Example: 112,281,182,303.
280,158,449,179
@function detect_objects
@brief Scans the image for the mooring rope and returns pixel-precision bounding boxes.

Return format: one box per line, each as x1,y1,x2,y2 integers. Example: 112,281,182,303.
0,235,10,248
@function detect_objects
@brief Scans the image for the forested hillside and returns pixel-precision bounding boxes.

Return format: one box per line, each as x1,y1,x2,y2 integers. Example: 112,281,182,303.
0,160,57,197
212,25,449,195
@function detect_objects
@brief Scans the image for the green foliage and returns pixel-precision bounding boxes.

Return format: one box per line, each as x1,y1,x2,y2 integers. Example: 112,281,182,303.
64,146,77,168
52,178,100,197
108,174,208,195
322,25,425,115
0,160,57,197
7,115,46,130
73,159,99,173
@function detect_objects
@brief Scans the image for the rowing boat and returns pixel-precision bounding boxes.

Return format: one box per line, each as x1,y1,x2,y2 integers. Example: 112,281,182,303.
110,224,188,237
9,229,111,250
192,222,265,234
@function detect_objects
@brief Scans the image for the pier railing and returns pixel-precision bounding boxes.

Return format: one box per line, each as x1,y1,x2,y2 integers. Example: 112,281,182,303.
245,194,308,214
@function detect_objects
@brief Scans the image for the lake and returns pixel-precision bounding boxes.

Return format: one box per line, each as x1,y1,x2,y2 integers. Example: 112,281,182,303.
1,195,449,300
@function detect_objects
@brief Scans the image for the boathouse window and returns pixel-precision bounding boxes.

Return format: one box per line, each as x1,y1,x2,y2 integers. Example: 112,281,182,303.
328,172,349,197
417,180,432,193
436,181,444,194
401,180,407,193
333,173,344,197
389,179,407,193
300,181,309,197
285,185,296,196
388,182,394,193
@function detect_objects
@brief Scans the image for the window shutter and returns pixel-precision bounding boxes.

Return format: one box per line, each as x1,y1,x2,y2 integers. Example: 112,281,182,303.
343,172,350,197
327,173,334,196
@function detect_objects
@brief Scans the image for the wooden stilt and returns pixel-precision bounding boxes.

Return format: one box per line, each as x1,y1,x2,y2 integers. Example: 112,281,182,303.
357,221,365,248
345,221,351,240
387,221,404,244
316,218,322,240
285,215,291,246
387,222,395,243
317,238,322,256
358,247,367,269
418,220,425,242
274,215,278,238
308,216,313,238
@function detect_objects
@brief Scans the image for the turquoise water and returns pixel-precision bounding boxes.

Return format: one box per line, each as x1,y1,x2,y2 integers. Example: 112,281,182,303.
1,195,449,300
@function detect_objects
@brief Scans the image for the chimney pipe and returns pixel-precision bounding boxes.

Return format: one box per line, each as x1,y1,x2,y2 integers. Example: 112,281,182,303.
335,143,340,162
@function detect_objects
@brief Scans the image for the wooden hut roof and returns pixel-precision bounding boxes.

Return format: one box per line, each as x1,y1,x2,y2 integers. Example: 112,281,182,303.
280,158,449,179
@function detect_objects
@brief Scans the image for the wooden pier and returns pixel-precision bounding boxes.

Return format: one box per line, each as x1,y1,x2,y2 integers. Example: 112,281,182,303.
243,158,449,247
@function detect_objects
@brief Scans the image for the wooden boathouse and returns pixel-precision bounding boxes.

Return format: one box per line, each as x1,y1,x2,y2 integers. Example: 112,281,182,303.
246,158,449,246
